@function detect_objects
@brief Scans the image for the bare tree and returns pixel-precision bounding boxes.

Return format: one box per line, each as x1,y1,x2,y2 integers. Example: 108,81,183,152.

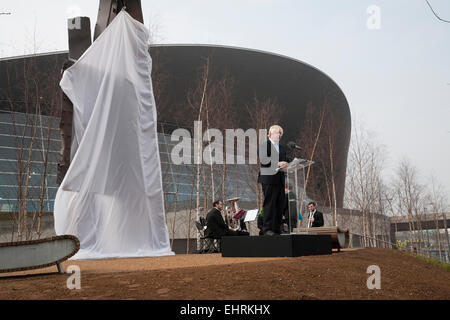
426,175,450,262
297,102,326,212
146,13,165,45
186,57,210,250
167,56,240,248
150,48,170,121
394,159,426,253
245,95,283,210
425,0,450,23
345,122,387,246
1,53,61,242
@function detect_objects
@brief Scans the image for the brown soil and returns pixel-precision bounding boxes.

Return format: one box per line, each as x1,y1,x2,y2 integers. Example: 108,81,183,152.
0,248,449,300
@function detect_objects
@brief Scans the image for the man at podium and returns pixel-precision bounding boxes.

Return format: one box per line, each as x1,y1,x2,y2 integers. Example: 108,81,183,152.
258,125,288,236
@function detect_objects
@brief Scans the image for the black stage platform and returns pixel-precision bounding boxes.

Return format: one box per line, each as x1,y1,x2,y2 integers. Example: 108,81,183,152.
221,234,332,257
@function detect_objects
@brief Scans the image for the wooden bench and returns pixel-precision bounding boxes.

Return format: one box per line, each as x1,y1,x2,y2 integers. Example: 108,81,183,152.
294,227,350,252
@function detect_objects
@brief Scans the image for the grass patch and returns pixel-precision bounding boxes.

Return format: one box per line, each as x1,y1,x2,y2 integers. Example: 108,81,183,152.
408,253,450,271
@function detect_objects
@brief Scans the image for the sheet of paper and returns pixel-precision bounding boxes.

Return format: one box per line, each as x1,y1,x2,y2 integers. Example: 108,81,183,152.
244,209,259,222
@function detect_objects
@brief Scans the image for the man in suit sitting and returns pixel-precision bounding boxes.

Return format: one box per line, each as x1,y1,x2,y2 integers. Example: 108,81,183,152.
258,125,288,236
205,200,249,239
307,201,324,228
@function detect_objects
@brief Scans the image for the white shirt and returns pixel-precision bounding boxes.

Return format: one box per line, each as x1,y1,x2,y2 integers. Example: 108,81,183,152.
269,138,279,153
308,209,316,228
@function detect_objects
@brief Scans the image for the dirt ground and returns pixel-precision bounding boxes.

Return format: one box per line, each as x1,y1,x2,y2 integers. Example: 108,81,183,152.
0,248,449,300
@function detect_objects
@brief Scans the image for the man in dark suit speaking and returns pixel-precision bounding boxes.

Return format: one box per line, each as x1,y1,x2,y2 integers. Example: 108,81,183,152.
258,125,288,236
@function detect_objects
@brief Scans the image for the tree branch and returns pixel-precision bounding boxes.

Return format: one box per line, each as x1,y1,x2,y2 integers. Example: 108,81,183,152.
426,0,450,23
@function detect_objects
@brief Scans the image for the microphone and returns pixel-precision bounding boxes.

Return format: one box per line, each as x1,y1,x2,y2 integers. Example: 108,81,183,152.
287,141,303,150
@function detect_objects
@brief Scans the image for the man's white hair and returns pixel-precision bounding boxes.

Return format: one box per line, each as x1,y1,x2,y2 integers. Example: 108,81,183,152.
268,125,283,137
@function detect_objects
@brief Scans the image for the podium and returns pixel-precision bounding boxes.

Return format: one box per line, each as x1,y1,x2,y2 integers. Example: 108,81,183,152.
283,158,314,234
221,158,332,258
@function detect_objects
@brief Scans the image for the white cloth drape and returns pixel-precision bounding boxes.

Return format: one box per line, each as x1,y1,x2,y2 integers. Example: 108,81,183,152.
54,10,174,259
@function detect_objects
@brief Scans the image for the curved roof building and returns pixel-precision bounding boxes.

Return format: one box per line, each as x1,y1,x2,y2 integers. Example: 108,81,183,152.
0,44,351,210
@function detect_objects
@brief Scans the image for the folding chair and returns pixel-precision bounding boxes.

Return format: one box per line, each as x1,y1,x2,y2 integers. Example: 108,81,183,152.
195,221,220,253
199,216,207,228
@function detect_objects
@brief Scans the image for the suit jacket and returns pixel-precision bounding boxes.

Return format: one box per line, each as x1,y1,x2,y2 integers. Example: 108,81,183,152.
258,139,287,185
309,210,324,228
205,208,228,238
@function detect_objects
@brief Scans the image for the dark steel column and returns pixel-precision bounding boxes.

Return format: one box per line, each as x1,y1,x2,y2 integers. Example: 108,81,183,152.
94,0,144,41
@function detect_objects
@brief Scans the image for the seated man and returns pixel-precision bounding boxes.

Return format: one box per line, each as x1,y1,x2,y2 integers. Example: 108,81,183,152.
205,200,249,238
307,201,324,228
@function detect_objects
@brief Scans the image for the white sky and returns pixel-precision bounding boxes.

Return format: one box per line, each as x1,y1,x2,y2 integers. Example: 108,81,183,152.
0,0,449,197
